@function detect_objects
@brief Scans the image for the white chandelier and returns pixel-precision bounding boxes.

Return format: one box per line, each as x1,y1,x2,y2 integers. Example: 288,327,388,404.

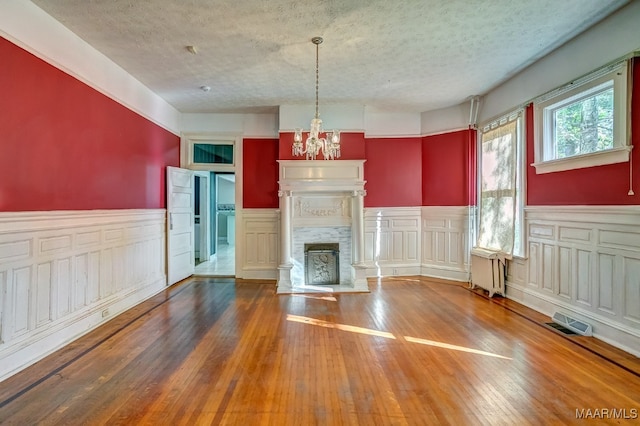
292,37,341,160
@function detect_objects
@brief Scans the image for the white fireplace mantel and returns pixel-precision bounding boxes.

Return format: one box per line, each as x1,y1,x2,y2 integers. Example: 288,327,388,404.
276,160,368,293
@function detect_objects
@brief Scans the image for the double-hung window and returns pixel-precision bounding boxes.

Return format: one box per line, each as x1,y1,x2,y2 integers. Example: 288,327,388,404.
532,60,630,174
477,112,524,257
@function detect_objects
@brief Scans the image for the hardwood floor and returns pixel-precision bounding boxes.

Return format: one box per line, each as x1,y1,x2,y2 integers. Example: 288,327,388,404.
1,277,639,425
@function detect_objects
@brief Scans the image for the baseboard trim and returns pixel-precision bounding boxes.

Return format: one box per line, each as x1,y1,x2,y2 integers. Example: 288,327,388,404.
0,277,167,382
506,281,640,357
421,265,470,282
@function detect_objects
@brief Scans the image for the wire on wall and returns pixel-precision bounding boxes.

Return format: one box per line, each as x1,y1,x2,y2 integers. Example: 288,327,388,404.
629,57,635,196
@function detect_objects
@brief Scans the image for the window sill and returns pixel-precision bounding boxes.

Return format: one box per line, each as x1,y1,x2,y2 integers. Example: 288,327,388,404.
531,145,632,174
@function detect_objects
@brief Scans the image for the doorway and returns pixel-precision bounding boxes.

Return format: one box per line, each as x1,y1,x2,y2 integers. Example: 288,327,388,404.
179,133,242,279
194,172,235,276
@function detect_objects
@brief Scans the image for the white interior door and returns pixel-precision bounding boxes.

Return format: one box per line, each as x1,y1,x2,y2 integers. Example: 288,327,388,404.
167,166,194,285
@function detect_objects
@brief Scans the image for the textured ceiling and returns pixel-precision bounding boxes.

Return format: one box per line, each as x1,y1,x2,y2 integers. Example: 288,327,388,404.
31,0,627,114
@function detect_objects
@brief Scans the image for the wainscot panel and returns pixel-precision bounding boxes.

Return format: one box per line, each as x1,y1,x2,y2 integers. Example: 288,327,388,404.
239,209,279,280
505,206,640,356
0,210,166,381
420,206,473,282
364,207,422,277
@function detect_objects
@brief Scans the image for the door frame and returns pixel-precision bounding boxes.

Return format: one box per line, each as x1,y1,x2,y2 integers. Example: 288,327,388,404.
194,171,211,262
180,133,243,277
214,172,237,257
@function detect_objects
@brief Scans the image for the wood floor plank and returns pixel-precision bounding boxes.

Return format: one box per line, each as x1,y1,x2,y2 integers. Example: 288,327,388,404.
1,276,639,425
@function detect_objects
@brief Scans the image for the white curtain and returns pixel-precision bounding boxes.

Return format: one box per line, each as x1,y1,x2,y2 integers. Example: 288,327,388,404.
478,119,518,254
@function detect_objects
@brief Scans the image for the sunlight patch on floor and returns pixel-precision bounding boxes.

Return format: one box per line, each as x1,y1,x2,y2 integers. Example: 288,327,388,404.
286,314,512,359
403,335,512,359
291,295,338,302
286,315,396,339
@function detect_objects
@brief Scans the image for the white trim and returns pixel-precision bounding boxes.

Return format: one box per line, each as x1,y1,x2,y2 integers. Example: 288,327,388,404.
180,133,242,172
366,264,422,278
420,265,470,282
363,133,423,139
420,127,469,138
524,204,640,225
531,145,632,174
279,128,365,134
419,205,473,217
532,63,629,174
277,160,367,193
0,209,165,231
177,133,244,278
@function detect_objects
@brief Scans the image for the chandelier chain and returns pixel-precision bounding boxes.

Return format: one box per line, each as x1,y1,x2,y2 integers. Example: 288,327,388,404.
315,40,319,119
292,36,340,161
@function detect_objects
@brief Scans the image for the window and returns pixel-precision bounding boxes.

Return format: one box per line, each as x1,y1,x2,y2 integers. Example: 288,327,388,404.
477,113,524,257
193,143,233,164
181,134,240,172
532,61,630,174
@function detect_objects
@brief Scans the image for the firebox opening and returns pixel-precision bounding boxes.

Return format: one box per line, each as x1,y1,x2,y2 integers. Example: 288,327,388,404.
304,243,340,285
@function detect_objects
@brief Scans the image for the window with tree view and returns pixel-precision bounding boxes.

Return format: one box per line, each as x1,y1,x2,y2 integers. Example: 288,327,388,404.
552,83,613,159
533,61,629,174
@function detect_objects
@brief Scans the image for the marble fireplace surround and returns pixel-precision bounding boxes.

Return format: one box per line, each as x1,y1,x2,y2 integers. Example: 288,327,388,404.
276,160,369,294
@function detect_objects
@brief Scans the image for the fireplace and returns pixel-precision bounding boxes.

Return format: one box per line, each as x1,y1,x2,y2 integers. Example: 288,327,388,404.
276,160,368,293
305,243,339,285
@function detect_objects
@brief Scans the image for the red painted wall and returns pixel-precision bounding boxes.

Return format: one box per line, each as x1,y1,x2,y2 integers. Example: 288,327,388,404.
0,37,179,212
364,138,422,207
243,138,279,208
526,58,640,205
278,132,366,160
422,129,475,206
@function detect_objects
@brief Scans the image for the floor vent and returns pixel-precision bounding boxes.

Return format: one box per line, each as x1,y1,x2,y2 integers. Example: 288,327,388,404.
545,322,577,335
551,312,593,336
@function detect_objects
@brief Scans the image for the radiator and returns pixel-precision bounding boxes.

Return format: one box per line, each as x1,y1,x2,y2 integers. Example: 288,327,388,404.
470,247,505,297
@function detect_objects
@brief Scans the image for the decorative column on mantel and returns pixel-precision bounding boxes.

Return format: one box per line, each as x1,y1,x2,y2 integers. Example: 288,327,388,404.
277,190,293,291
351,189,368,288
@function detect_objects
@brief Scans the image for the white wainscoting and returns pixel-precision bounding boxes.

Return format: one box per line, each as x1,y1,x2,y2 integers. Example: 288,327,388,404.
364,207,422,277
0,209,166,381
239,206,473,282
239,209,279,280
506,206,640,356
420,206,473,282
